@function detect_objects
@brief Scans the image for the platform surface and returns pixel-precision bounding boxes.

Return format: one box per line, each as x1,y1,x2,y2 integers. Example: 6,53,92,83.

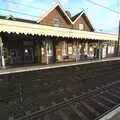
0,57,120,75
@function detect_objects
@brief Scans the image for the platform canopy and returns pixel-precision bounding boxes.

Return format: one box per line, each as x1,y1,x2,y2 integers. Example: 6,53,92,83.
0,19,118,41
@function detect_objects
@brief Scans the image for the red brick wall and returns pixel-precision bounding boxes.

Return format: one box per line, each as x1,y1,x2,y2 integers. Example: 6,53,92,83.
39,6,93,31
40,7,72,29
73,15,93,31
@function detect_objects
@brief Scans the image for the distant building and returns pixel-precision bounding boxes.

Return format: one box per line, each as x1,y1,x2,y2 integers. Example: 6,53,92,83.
0,3,118,67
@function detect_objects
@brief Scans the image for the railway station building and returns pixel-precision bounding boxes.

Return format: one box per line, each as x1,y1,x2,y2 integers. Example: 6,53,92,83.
0,4,118,68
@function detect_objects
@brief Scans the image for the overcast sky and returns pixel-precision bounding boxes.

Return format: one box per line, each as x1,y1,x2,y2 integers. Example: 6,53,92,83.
0,0,120,34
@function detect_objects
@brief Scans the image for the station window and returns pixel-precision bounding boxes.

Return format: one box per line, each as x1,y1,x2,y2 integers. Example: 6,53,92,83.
68,46,73,55
79,24,84,30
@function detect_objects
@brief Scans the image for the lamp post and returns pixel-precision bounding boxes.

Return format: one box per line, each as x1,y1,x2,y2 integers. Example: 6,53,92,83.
117,20,120,56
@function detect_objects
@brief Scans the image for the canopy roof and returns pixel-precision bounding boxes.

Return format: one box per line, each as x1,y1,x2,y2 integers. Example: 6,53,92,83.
0,19,118,41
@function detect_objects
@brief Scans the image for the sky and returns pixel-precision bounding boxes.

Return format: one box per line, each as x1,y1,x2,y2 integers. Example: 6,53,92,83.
0,0,120,34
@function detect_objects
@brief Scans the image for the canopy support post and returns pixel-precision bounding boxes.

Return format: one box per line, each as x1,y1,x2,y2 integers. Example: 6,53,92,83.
0,37,5,69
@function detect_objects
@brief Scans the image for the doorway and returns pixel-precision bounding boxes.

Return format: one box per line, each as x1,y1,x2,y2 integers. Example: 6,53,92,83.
24,47,34,64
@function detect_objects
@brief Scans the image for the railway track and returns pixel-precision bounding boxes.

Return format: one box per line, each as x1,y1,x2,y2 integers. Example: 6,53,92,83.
0,60,120,120
16,80,120,120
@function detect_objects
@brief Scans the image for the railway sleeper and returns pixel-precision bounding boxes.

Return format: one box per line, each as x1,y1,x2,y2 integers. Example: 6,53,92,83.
99,95,117,105
87,98,107,114
103,92,120,104
76,102,96,120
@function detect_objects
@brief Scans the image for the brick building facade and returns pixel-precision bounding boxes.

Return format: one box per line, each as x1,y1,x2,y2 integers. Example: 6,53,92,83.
0,4,118,67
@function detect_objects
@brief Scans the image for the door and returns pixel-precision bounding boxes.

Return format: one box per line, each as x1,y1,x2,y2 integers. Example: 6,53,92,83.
24,47,33,64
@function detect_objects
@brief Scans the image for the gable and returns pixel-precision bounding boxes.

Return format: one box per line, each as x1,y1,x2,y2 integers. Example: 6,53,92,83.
38,5,72,29
71,11,83,22
37,4,94,31
72,12,94,31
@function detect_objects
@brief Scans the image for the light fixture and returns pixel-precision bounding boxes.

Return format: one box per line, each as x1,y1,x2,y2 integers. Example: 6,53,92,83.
25,49,28,53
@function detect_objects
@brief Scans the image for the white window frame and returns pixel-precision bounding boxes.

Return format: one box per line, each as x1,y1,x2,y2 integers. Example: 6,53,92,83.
79,24,84,30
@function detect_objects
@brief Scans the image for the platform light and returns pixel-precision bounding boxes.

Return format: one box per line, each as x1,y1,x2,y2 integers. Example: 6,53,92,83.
25,49,28,53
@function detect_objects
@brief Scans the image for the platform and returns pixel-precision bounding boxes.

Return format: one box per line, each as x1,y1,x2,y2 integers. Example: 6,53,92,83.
0,57,120,75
